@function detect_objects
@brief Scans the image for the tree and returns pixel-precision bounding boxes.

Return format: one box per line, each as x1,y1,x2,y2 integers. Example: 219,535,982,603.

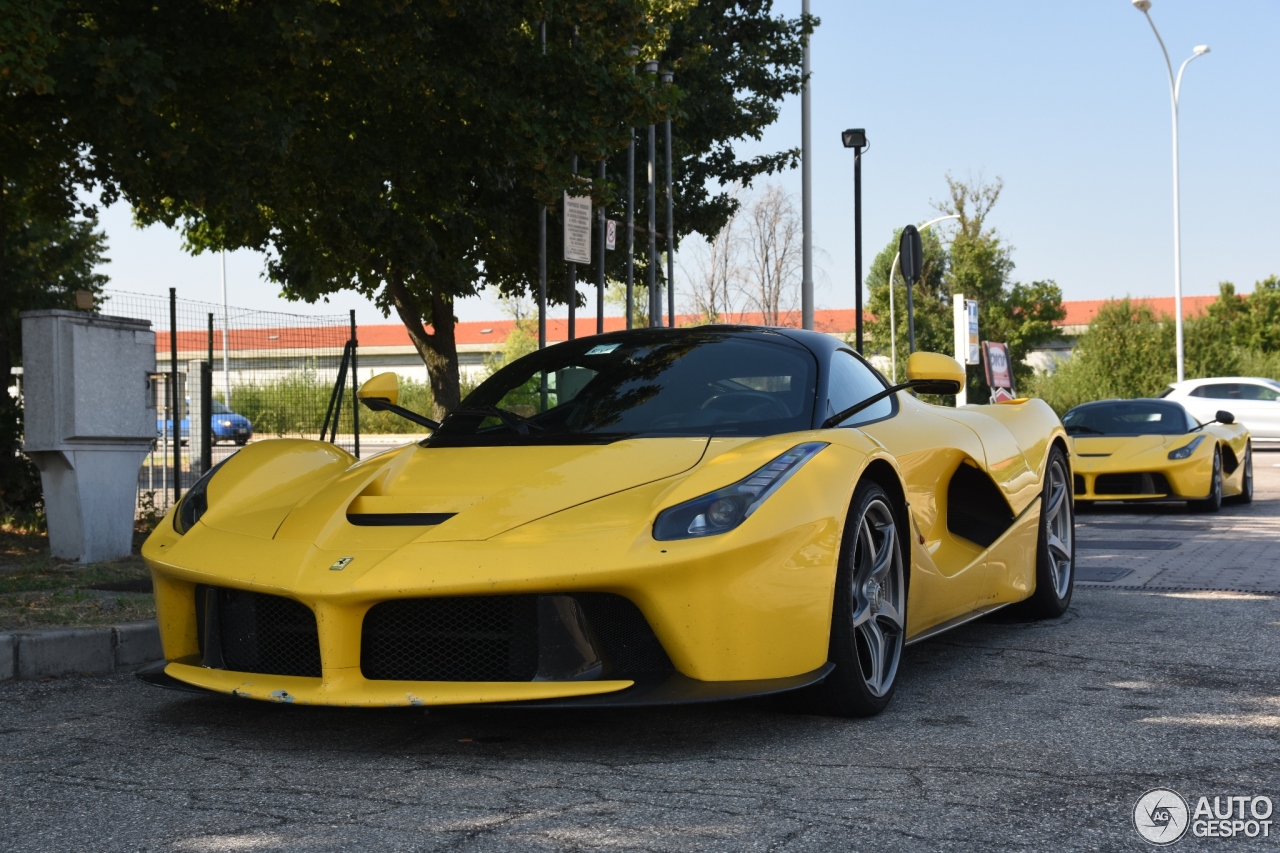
738,184,801,325
43,0,811,419
864,175,1064,398
681,192,742,324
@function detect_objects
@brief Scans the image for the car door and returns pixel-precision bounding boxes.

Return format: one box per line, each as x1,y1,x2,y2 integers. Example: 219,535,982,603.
1232,382,1280,441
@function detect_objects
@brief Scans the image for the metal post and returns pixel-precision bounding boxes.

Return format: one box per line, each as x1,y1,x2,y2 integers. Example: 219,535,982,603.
221,249,230,406
662,71,675,329
800,0,814,331
626,48,638,331
568,156,577,341
169,287,180,505
648,120,658,327
207,313,214,365
538,21,548,352
854,147,864,353
350,309,359,459
597,159,606,335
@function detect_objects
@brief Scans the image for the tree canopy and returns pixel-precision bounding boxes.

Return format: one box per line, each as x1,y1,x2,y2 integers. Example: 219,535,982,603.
865,175,1065,402
13,0,812,418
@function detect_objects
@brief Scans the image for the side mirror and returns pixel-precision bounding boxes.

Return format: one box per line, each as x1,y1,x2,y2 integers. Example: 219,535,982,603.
905,352,964,395
1216,410,1235,425
358,372,400,406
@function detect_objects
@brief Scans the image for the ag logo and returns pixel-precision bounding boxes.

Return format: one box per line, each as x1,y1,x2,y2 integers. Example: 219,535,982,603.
328,556,354,572
1134,788,1190,845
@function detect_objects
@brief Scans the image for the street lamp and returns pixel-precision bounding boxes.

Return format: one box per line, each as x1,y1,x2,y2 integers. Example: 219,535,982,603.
1132,0,1210,382
841,129,867,353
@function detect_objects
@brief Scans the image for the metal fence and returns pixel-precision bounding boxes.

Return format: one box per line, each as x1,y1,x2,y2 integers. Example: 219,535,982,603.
100,289,358,513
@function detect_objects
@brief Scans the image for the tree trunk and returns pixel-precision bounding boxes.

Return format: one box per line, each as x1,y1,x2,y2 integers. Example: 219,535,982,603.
0,176,12,392
386,275,461,421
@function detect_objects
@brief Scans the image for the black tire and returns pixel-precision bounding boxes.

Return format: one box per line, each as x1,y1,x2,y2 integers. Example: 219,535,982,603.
1024,445,1074,619
803,480,908,717
234,438,248,446
1189,448,1223,513
1225,442,1253,505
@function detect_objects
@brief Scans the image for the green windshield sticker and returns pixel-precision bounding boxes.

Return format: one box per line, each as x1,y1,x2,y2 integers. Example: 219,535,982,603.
585,343,621,355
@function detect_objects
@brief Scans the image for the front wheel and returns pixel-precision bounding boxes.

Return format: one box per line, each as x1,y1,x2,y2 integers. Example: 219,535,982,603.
806,480,907,717
1024,446,1074,619
1189,448,1223,513
1225,442,1253,505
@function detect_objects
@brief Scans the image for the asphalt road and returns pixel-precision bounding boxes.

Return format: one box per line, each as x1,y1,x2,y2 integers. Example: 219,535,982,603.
6,468,1279,852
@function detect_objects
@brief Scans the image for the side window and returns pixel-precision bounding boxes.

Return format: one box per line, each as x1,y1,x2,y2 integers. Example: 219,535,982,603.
827,351,893,426
1193,383,1236,399
1241,384,1280,402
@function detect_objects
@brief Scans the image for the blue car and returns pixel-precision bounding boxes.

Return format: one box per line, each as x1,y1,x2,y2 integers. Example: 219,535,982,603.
158,399,254,446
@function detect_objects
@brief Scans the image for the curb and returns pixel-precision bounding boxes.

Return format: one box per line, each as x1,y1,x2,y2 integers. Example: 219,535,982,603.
0,620,162,682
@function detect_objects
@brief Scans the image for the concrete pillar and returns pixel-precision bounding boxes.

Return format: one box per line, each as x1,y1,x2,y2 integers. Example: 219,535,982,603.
21,310,156,563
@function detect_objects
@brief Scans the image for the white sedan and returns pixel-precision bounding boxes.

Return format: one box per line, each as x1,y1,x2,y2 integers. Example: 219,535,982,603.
1161,377,1280,445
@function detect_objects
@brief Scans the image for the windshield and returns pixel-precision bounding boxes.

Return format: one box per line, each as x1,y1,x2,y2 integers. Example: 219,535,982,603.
429,330,817,446
211,400,232,414
1063,400,1195,436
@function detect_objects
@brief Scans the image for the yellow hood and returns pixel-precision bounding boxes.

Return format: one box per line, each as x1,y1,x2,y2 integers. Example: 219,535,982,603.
271,437,711,546
1072,435,1181,461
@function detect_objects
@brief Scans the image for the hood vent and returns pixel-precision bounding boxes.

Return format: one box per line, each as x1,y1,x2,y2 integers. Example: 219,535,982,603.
347,512,455,527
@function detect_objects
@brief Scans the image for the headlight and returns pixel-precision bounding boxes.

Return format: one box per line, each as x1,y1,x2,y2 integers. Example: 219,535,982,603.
173,458,229,534
653,442,828,541
1167,435,1205,460
219,419,233,427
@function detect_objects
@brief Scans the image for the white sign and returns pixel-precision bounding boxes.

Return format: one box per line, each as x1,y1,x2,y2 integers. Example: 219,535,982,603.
966,299,980,364
563,194,592,264
605,219,617,250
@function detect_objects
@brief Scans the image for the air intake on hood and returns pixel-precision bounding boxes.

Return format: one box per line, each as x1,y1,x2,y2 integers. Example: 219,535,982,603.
346,512,456,527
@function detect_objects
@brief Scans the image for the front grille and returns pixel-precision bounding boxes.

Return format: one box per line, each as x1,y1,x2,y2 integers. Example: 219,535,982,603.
195,585,322,677
361,596,540,681
1073,474,1085,495
1094,472,1172,496
361,594,673,682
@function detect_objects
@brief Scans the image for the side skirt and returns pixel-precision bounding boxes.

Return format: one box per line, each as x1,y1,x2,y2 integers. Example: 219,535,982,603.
904,602,1010,647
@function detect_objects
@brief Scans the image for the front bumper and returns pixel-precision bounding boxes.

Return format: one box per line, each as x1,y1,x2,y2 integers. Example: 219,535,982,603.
142,471,845,707
1072,453,1213,502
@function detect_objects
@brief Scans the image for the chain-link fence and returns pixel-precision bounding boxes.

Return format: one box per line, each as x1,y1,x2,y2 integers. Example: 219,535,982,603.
100,289,359,513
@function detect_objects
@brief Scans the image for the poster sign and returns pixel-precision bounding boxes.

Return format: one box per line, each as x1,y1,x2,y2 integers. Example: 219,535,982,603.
563,194,592,264
605,219,617,251
982,341,1016,402
966,300,980,364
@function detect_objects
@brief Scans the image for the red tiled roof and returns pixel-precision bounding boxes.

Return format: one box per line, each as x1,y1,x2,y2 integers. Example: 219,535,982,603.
1058,295,1220,327
152,298,1227,355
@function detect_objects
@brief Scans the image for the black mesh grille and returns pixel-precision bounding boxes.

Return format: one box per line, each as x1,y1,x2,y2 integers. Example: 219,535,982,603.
1073,474,1085,495
361,596,540,681
360,594,672,682
1094,472,1172,496
195,585,322,677
574,593,674,676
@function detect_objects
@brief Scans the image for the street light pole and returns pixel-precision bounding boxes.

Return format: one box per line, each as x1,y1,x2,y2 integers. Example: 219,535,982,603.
841,129,867,353
644,60,660,327
800,0,814,331
661,71,675,330
625,47,638,330
1132,0,1209,383
220,249,230,406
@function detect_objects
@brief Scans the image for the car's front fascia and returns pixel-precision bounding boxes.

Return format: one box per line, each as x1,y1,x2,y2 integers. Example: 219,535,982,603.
142,423,895,707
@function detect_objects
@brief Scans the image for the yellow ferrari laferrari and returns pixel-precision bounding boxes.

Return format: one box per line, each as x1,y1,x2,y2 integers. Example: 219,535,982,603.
140,327,1073,717
1065,398,1252,512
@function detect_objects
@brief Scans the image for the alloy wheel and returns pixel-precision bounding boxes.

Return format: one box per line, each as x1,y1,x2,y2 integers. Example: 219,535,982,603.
1044,456,1074,599
848,498,905,698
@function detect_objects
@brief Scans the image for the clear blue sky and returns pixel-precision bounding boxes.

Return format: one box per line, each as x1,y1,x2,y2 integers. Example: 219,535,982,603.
95,0,1280,322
